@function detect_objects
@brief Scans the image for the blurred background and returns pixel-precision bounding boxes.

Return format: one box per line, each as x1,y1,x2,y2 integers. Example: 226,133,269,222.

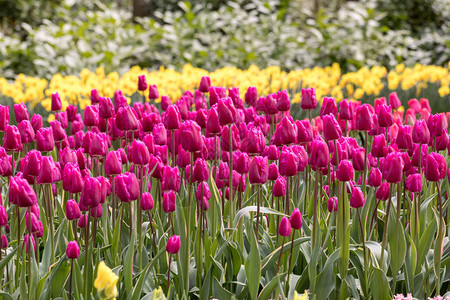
0,0,449,79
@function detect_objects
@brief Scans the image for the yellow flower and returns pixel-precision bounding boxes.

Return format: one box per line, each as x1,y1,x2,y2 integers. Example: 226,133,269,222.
438,85,449,97
151,286,167,300
293,290,309,300
94,261,119,300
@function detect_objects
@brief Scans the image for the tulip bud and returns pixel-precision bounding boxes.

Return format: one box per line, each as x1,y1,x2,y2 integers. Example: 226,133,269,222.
129,140,150,166
406,173,422,193
328,197,338,212
389,92,402,109
382,152,404,183
22,234,36,253
427,113,445,138
9,175,37,207
249,156,268,185
424,152,447,182
412,120,430,144
278,216,292,237
218,97,237,126
166,105,182,131
350,186,365,208
320,97,337,118
301,88,317,110
376,105,393,128
279,149,298,177
51,92,62,111
180,120,203,153
376,182,390,201
0,105,10,131
163,191,176,213
18,120,35,144
66,241,80,259
199,76,211,93
356,104,373,131
339,99,353,120
268,163,279,181
162,166,181,192
167,235,181,254
371,134,388,158
3,125,22,152
276,90,290,112
273,176,287,197
114,173,139,202
141,192,154,211
36,127,55,152
138,75,147,91
196,182,211,201
336,160,354,182
0,234,8,249
25,211,40,233
290,208,302,230
0,205,7,226
149,84,159,100
66,199,81,220
116,106,139,132
309,138,329,168
245,86,257,107
14,103,29,123
296,119,313,143
322,114,342,141
368,168,382,187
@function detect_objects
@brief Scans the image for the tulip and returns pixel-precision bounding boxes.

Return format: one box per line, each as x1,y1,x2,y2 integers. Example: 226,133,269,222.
193,158,209,182
389,92,402,109
368,168,382,187
116,106,139,131
3,125,22,152
350,186,365,208
114,172,139,202
99,97,115,120
50,92,62,111
0,105,10,131
167,235,181,254
406,174,422,193
105,151,122,176
424,152,446,182
0,205,7,226
412,119,430,144
14,103,29,123
129,140,150,166
234,151,250,174
36,127,55,152
162,166,181,192
356,104,373,131
66,199,81,220
268,163,279,181
276,90,290,112
322,114,342,141
166,105,182,130
289,208,302,230
193,180,210,200
272,116,297,146
376,182,390,201
427,113,445,138
296,119,313,143
22,234,36,253
320,97,337,117
376,105,393,128
301,88,317,110
141,192,154,211
218,97,236,126
278,216,292,237
336,160,354,182
138,75,147,91
18,120,35,144
273,176,287,197
279,149,298,177
249,156,268,185
30,114,43,133
371,134,388,158
328,197,338,212
339,99,353,120
0,234,8,249
382,152,404,183
396,125,413,150
66,241,80,259
163,191,176,213
9,175,37,207
309,138,329,168
149,84,159,100
221,125,240,152
180,120,203,153
241,127,265,154
206,107,221,134
435,131,449,151
80,176,106,208
199,76,211,93
245,86,257,107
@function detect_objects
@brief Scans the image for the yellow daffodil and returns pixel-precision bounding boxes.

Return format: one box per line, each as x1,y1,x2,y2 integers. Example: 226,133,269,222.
94,261,119,300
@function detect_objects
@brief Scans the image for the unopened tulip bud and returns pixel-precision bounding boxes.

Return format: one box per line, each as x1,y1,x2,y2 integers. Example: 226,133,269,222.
66,241,80,259
278,216,292,237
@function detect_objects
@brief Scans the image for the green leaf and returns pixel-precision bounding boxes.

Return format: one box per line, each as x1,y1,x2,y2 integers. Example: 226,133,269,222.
0,247,18,270
212,277,235,299
124,232,135,296
416,216,436,275
244,216,261,300
234,206,286,227
370,268,391,300
387,217,406,281
258,273,285,300
315,249,340,299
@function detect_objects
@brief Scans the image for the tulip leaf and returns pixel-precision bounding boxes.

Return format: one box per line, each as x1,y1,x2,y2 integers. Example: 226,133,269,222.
0,247,18,271
261,237,310,273
233,206,286,227
124,232,135,296
258,273,285,300
315,249,339,299
387,216,406,282
370,267,391,300
212,277,235,299
416,215,436,275
244,215,261,300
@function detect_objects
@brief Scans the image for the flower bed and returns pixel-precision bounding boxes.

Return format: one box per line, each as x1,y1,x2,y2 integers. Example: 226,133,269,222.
0,73,449,299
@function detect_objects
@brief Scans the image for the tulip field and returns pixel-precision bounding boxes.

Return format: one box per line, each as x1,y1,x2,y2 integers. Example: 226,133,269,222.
0,70,450,300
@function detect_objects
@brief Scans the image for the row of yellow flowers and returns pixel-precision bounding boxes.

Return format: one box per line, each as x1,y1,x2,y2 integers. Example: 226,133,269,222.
0,63,448,113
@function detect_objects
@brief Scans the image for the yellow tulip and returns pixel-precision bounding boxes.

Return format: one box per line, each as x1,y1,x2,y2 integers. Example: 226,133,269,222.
94,261,119,300
293,290,309,300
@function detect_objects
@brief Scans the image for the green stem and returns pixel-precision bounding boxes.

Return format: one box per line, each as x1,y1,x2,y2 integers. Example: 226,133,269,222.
380,186,392,268
312,170,319,248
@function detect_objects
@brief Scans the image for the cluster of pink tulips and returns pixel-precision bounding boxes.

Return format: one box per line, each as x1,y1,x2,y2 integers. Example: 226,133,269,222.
0,73,449,299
